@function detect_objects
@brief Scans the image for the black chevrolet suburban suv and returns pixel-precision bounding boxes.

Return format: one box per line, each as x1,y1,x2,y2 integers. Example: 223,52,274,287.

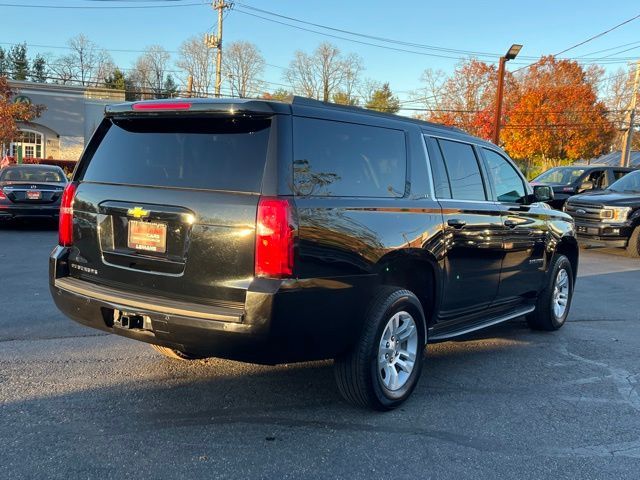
564,169,640,257
50,97,578,410
531,165,634,209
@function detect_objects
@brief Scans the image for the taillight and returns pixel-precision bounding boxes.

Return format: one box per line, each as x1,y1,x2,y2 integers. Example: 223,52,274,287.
0,189,6,201
132,102,192,111
255,197,294,278
59,182,78,247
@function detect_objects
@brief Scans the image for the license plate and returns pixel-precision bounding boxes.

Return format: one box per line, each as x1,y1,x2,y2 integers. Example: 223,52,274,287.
26,190,41,200
128,221,167,253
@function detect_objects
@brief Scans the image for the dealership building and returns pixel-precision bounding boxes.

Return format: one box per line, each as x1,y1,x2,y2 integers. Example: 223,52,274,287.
5,80,125,162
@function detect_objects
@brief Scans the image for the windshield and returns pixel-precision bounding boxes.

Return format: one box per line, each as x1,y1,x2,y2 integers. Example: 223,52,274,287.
609,170,640,193
0,167,66,183
533,167,585,186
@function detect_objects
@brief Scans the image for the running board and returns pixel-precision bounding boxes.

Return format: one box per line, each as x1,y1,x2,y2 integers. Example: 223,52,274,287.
429,305,535,342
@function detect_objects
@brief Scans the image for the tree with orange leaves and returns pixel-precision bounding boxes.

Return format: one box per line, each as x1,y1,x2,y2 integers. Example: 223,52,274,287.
502,56,614,169
0,76,45,152
414,59,519,141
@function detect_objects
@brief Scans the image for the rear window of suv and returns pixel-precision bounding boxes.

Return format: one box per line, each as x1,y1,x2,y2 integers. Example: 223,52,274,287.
79,116,271,193
292,117,406,197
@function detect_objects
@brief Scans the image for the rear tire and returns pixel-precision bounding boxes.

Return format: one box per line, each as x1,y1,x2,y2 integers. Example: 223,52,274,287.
527,254,573,331
625,226,640,258
334,287,426,411
150,344,202,361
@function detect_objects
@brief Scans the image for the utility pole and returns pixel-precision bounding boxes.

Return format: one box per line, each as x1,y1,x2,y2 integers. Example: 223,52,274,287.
206,1,232,98
492,44,522,145
620,60,640,167
185,75,193,98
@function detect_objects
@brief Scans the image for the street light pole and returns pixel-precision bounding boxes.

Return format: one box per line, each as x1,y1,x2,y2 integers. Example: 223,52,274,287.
492,44,522,146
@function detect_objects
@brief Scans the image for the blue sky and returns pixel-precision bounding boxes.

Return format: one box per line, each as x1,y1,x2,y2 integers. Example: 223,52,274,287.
1,0,639,102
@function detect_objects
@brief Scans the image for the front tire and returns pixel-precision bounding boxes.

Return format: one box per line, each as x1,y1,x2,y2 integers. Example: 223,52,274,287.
334,287,426,410
625,226,640,258
527,254,574,331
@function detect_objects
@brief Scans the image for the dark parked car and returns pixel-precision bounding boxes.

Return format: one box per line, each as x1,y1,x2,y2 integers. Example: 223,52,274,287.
0,164,68,222
50,97,578,410
531,165,633,209
564,169,640,257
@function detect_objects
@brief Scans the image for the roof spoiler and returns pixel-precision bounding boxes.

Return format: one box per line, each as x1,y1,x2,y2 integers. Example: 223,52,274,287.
104,98,290,117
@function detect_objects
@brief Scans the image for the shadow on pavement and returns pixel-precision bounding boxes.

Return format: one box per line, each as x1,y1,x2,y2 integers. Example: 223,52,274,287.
0,218,58,231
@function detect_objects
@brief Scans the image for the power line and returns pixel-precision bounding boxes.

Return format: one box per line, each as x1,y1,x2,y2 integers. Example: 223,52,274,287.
512,12,640,74
0,1,203,8
232,8,479,61
234,2,524,60
235,3,639,66
576,40,640,58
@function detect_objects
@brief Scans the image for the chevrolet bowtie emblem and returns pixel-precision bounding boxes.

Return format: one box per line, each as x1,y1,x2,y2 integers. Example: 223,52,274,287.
127,206,150,219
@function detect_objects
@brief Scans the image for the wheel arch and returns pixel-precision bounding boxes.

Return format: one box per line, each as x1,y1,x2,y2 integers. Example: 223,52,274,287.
555,235,579,281
374,249,441,332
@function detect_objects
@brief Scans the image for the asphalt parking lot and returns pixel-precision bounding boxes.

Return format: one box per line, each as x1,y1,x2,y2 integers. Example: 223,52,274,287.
1,221,639,479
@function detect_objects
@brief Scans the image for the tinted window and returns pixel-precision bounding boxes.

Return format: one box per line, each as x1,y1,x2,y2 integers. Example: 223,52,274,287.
534,167,585,185
609,170,640,193
293,117,406,197
425,136,451,198
80,117,271,192
0,167,65,183
483,149,526,203
613,170,630,181
437,139,486,201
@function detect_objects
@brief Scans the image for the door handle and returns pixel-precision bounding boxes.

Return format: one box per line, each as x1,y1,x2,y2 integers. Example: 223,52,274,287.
447,219,467,229
504,218,518,228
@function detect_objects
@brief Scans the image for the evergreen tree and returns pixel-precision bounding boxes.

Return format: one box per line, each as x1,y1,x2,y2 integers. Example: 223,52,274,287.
332,91,358,106
9,43,29,81
163,74,178,98
104,68,126,91
365,82,400,113
30,54,47,83
0,47,7,77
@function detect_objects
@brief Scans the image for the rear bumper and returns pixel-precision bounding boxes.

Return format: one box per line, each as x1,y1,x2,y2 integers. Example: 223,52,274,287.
0,204,59,219
50,246,372,364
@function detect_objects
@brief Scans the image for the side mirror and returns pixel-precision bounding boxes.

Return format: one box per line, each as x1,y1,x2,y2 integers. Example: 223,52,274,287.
579,180,594,192
533,185,554,203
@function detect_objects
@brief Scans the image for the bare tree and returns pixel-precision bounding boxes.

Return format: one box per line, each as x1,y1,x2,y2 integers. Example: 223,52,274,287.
61,34,113,86
129,56,153,99
222,41,265,98
602,66,639,150
176,35,214,97
49,55,76,85
358,78,383,106
141,45,171,98
410,68,447,110
285,42,363,102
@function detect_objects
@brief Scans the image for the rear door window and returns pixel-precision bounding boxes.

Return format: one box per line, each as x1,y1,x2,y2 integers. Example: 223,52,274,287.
425,136,452,198
292,117,406,197
437,139,486,201
79,116,271,193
